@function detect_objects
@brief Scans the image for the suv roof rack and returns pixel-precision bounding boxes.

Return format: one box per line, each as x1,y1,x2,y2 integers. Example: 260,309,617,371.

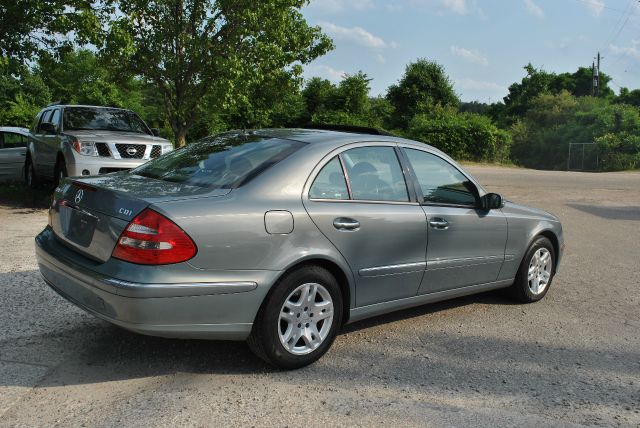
304,124,395,136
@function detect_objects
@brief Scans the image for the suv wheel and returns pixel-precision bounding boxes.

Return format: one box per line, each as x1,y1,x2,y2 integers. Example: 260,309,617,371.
54,158,67,187
25,157,39,188
248,266,343,369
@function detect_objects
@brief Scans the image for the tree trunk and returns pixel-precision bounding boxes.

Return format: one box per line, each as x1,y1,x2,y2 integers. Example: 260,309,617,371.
176,129,187,147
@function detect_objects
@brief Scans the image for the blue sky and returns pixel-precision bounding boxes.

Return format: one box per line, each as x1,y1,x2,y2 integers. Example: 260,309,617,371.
300,0,640,103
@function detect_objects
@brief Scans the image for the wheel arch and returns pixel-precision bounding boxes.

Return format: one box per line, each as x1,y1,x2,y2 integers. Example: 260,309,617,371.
261,256,354,325
532,229,560,269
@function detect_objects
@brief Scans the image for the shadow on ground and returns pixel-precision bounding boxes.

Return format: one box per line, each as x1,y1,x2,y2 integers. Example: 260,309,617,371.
2,269,639,417
567,203,640,221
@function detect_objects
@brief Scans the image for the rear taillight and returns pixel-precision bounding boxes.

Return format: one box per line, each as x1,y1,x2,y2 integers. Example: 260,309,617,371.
112,208,197,265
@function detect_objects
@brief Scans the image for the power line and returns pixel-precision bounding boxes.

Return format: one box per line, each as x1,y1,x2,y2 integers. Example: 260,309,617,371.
572,0,639,14
600,0,638,55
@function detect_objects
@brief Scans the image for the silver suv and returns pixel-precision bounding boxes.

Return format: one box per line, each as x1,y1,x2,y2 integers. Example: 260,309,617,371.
26,104,173,186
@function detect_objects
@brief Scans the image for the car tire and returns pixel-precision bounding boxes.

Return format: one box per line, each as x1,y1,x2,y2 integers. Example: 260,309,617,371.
25,157,39,188
248,265,343,370
509,236,556,303
54,158,67,188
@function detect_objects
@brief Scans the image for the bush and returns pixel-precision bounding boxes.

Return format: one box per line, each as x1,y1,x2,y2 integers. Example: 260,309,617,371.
596,133,640,171
405,110,509,162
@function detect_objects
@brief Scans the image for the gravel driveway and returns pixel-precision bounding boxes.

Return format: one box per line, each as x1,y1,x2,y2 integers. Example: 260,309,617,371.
1,166,639,427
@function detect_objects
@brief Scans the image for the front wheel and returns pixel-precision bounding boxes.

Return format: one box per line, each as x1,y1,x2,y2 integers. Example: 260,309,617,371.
54,158,67,187
248,266,343,369
509,236,556,303
25,157,39,188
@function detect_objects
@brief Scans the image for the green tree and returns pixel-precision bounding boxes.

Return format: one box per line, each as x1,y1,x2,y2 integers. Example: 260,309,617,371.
302,77,338,118
0,58,51,126
386,59,459,129
615,87,640,108
103,0,332,146
0,0,109,60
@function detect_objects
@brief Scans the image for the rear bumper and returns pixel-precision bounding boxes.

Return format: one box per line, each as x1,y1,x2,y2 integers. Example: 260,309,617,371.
35,229,277,340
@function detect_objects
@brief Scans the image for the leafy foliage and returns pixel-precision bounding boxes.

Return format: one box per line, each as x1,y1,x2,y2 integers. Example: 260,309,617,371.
102,0,332,146
405,108,510,162
511,92,640,170
386,59,459,129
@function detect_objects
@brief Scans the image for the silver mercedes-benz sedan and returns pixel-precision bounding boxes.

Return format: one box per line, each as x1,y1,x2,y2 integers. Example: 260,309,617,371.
35,128,564,369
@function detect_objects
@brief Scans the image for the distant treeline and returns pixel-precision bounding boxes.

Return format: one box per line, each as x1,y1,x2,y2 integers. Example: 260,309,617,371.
1,0,638,170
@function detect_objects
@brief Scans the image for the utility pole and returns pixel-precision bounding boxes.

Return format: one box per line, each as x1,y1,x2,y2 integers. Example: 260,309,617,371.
595,52,600,97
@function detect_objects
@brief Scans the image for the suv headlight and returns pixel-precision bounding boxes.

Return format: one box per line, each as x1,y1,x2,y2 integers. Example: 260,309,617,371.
162,144,173,154
72,140,98,156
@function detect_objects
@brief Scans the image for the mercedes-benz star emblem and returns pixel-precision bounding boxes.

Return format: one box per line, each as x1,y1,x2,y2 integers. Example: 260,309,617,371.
74,189,84,204
126,146,138,156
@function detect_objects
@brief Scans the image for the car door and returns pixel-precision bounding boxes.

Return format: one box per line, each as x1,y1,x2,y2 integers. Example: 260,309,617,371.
0,132,27,180
400,146,508,294
32,109,59,178
303,143,428,307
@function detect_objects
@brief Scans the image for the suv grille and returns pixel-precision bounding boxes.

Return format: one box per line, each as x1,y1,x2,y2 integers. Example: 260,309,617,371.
116,144,145,159
95,143,111,157
150,145,162,158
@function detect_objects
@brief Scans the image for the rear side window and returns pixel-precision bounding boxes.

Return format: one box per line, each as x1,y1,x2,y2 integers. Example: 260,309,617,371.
341,147,409,202
133,134,305,189
309,157,349,200
50,109,61,130
403,148,477,206
1,133,27,148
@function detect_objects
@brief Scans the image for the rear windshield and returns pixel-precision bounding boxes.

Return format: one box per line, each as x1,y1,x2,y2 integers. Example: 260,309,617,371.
131,134,305,189
63,107,151,134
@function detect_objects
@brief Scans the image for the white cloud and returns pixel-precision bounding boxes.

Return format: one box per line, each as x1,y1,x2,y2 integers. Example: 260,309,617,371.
608,43,640,60
584,0,605,17
306,0,374,14
455,78,506,91
304,64,346,82
375,53,386,64
319,22,389,49
523,0,544,18
450,45,488,66
442,0,467,14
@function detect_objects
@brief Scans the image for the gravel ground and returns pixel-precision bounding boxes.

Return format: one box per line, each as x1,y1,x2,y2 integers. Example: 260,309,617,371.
0,166,639,427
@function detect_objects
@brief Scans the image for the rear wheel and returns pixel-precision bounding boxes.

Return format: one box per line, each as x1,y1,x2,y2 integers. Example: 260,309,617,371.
248,266,343,369
509,236,555,303
54,158,67,187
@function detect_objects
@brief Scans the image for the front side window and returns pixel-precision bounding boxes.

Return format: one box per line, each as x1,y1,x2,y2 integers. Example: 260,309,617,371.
309,156,349,200
404,148,477,206
133,134,305,189
341,146,409,202
37,110,52,133
63,107,150,134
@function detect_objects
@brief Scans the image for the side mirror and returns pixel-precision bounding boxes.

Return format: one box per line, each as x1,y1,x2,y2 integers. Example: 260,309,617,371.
40,122,56,134
151,128,160,137
481,193,504,210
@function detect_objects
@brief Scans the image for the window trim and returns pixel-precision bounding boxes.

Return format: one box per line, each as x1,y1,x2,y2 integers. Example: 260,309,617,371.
306,142,419,206
398,146,482,209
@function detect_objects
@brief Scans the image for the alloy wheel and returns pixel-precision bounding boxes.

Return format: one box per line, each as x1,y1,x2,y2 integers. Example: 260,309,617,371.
278,282,334,355
528,248,552,295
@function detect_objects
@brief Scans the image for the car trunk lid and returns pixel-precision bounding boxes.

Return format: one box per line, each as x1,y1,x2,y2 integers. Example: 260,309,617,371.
50,173,229,262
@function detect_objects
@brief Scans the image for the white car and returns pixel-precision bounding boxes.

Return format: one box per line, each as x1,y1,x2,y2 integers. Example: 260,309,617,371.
0,126,29,181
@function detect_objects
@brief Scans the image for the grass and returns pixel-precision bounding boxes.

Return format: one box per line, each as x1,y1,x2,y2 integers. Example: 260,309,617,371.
0,181,52,209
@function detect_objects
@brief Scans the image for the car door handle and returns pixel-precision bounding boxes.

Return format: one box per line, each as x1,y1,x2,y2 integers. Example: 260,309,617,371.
333,217,360,231
429,218,449,230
